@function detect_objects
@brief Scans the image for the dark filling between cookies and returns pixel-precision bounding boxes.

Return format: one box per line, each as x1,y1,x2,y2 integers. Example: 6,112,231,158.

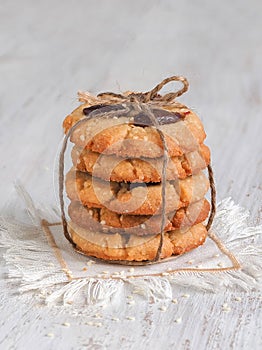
82,103,183,127
83,104,125,116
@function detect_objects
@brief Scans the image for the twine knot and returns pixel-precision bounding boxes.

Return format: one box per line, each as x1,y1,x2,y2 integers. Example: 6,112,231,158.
79,75,189,105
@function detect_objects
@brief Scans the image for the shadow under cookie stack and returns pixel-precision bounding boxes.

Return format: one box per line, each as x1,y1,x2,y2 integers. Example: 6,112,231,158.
61,77,214,263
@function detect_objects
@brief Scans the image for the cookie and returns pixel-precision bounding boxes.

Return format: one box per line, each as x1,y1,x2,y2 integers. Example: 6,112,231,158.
63,103,206,158
169,223,208,255
71,143,210,183
65,169,210,215
68,198,210,235
68,221,207,261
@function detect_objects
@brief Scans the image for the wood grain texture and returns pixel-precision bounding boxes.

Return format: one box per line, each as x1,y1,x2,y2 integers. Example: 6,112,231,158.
0,0,261,349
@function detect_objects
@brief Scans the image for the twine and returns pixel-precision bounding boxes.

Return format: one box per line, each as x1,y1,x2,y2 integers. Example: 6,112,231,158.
206,164,216,231
59,76,216,265
79,75,189,106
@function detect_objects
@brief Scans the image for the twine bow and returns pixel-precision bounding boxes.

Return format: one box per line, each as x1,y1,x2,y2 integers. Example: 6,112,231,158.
78,75,189,105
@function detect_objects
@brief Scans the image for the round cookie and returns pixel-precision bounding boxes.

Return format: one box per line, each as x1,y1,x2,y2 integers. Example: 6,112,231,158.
71,144,210,183
68,199,210,235
63,103,206,158
68,221,208,261
170,223,208,255
65,169,210,215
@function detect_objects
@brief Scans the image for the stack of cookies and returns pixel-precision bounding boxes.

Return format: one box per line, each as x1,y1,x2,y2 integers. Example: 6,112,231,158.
63,100,211,262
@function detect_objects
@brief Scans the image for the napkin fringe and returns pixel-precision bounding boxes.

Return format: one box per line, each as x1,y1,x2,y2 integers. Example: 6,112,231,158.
46,278,123,305
0,219,69,291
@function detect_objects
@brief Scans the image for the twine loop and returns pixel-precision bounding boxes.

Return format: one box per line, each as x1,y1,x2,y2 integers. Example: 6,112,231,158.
143,75,189,103
80,75,189,106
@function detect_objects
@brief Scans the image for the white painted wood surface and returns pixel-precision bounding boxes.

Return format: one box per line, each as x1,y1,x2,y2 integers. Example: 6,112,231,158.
0,0,261,349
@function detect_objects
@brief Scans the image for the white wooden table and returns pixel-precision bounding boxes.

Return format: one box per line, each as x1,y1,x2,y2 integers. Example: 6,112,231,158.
0,1,261,349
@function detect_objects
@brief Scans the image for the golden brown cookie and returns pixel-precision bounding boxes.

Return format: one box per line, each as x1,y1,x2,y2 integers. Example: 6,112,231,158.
63,103,206,158
68,199,210,235
71,144,210,183
170,198,210,229
65,169,210,215
68,221,207,261
170,223,208,255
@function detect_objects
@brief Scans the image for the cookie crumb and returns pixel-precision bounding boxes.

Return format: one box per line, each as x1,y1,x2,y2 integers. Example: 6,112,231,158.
112,317,119,322
175,317,182,324
213,254,220,258
62,322,70,327
187,260,194,264
95,322,103,327
47,333,55,338
127,300,135,305
159,306,167,312
167,267,172,271
182,294,190,298
172,298,178,304
82,267,87,271
126,316,135,321
128,267,135,273
217,262,223,267
222,303,231,312
140,224,146,229
235,297,242,302
80,134,85,141
86,321,94,326
100,220,106,225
